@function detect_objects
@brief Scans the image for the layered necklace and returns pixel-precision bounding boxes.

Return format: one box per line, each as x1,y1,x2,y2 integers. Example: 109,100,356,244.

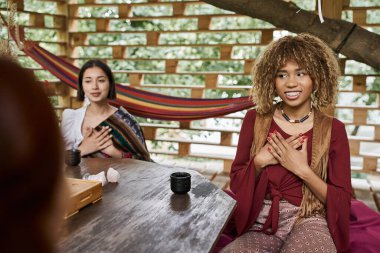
281,104,313,123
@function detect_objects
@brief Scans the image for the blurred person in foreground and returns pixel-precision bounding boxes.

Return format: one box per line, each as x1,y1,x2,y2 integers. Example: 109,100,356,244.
0,57,66,253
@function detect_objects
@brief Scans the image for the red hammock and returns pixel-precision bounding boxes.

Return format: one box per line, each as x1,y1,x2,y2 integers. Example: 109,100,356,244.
2,15,255,121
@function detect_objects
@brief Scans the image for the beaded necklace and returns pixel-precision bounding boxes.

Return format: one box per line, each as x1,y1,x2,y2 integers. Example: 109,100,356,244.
281,105,313,123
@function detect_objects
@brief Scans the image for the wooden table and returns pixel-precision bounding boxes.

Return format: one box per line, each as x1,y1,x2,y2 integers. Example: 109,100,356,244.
59,158,236,253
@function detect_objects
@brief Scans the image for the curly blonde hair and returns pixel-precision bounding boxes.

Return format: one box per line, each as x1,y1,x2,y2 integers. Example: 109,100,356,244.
250,33,341,114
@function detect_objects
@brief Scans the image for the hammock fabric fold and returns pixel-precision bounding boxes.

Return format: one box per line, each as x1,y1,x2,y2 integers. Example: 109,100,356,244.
2,16,255,121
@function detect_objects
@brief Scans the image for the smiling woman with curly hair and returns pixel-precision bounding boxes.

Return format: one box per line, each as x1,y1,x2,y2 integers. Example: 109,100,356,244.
251,33,341,114
221,34,351,253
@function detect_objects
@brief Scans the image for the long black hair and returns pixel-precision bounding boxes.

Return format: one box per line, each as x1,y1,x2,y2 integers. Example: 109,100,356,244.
77,59,116,101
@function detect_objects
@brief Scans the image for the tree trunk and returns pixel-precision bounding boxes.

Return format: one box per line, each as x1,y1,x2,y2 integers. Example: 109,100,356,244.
203,0,380,70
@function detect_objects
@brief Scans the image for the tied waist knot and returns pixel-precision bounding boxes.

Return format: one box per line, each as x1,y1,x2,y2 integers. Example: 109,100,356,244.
261,188,283,235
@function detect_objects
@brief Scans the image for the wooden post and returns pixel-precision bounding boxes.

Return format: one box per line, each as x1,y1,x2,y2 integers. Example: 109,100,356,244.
191,88,204,98
353,108,367,125
352,75,367,92
220,45,232,60
353,10,367,25
147,32,160,46
244,60,254,74
363,157,378,172
68,5,79,18
128,73,143,86
198,16,211,30
96,19,109,32
261,30,273,44
141,127,157,140
180,122,190,129
173,2,186,16
349,139,360,156
375,125,380,141
113,46,126,59
179,143,190,156
30,13,45,27
54,16,67,30
223,160,233,174
165,60,178,73
12,0,24,11
119,5,131,18
220,132,232,146
321,0,343,19
70,33,88,46
205,74,218,89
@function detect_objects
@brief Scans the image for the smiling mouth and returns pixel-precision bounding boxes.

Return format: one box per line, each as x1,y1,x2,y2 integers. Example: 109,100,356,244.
285,91,301,99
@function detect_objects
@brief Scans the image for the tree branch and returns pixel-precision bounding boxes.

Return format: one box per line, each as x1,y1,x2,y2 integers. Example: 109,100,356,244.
203,0,380,70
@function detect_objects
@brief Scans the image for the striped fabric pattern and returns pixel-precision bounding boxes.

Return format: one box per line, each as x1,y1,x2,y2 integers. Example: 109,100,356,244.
1,16,255,121
98,107,151,161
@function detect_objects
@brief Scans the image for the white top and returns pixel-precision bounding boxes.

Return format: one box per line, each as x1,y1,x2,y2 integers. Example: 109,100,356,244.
61,106,87,150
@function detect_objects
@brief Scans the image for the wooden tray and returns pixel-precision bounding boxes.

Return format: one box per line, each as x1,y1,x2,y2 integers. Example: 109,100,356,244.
65,178,102,218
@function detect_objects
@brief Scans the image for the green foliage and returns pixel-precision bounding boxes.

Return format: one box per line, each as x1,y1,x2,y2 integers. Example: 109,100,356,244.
350,0,380,7
185,4,233,15
87,33,146,45
77,46,113,58
143,74,204,86
211,17,274,29
218,75,252,87
110,19,197,31
127,46,220,59
132,5,172,17
24,0,57,14
160,32,261,45
108,59,165,71
367,10,380,24
78,7,118,18
232,46,265,59
177,60,244,73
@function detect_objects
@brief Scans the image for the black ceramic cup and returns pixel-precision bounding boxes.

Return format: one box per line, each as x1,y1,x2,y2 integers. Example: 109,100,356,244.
170,172,191,194
65,149,81,166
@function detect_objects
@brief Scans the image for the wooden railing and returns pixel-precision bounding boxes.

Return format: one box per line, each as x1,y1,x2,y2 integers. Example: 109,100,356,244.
1,0,379,174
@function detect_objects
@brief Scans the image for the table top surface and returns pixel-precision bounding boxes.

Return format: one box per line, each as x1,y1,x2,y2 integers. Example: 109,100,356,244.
59,158,236,253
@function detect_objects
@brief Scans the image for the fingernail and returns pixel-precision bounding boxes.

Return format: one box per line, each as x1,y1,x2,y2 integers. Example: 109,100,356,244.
300,139,304,143
274,130,278,134
268,147,271,152
267,137,271,142
299,133,303,136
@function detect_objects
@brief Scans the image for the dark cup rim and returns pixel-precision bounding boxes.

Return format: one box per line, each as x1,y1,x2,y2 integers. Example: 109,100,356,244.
66,149,80,153
170,172,191,179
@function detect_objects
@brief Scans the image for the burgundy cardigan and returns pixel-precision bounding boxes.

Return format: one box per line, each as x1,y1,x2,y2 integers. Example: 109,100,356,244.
230,110,352,252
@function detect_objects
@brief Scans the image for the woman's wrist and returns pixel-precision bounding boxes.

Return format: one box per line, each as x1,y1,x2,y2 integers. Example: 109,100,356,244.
254,156,264,171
